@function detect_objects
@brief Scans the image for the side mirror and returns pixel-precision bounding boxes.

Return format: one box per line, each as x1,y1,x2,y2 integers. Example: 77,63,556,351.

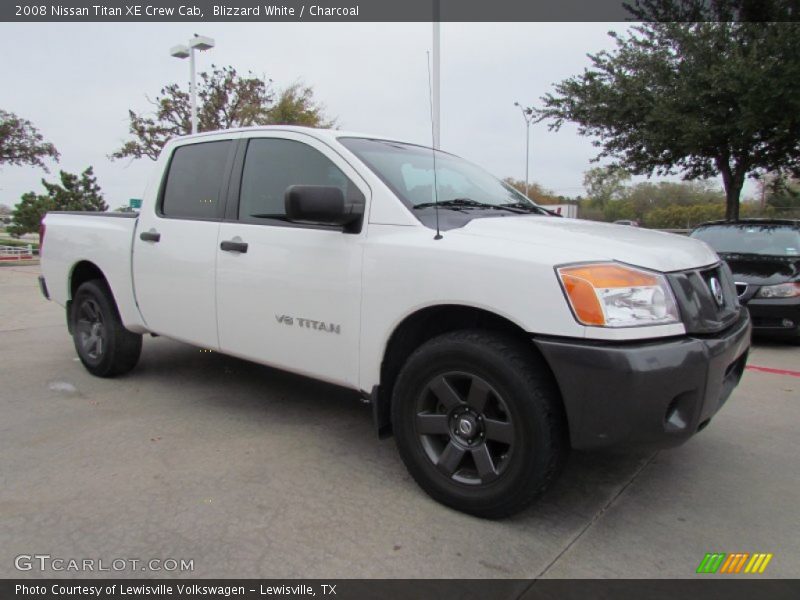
284,185,363,230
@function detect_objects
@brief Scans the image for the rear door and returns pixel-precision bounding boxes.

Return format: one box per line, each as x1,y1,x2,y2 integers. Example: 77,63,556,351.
133,135,238,347
215,131,368,388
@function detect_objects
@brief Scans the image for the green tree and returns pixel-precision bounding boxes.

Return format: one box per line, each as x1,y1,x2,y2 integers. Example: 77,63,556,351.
267,83,335,126
625,181,724,208
764,173,800,215
619,180,725,222
8,193,53,238
643,200,769,229
112,66,335,161
582,166,631,208
603,199,638,222
8,167,107,237
537,2,800,221
644,204,726,229
0,110,59,171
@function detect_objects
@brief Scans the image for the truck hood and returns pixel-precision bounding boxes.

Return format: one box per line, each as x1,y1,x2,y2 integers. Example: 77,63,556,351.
456,216,719,273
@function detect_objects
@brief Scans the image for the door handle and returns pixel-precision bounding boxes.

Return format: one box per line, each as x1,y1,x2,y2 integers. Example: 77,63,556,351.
139,230,161,242
220,240,248,253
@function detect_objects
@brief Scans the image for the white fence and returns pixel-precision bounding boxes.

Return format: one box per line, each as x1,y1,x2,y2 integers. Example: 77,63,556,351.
0,244,35,261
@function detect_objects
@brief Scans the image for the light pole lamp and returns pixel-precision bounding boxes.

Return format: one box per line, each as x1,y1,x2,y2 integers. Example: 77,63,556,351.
170,34,215,135
514,102,535,199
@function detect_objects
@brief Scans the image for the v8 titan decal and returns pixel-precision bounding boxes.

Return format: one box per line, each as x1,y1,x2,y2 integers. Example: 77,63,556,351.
275,314,341,334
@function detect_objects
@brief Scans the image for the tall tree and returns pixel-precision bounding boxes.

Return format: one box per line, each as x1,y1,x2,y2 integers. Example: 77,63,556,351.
267,83,335,126
0,110,59,171
112,66,335,161
537,2,800,221
583,166,631,208
764,173,800,212
8,167,107,237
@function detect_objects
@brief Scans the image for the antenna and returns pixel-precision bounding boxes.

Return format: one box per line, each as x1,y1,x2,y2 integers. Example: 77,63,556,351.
426,51,443,240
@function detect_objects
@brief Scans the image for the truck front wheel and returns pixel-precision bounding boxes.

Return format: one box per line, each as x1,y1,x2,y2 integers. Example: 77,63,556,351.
70,280,142,377
391,330,567,518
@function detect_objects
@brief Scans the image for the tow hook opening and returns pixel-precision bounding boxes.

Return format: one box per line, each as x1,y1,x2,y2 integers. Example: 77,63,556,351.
725,352,747,381
664,391,695,433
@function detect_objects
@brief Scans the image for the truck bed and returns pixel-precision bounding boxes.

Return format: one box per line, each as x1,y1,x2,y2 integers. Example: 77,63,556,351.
40,211,147,333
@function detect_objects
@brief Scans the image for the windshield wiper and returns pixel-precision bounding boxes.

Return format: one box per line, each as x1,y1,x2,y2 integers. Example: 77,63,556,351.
413,198,489,210
498,202,547,214
413,198,527,213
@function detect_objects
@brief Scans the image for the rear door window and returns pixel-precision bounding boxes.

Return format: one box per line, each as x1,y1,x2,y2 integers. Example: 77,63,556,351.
161,141,232,219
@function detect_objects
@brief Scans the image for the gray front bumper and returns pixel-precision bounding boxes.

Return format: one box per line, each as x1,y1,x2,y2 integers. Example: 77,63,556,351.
534,308,751,450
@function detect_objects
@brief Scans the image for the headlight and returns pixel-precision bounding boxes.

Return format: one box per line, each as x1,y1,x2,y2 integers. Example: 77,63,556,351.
755,282,800,299
557,262,680,328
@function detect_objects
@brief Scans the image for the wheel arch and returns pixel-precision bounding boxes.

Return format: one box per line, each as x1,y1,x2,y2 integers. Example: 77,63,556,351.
67,261,115,333
69,260,108,299
373,304,564,438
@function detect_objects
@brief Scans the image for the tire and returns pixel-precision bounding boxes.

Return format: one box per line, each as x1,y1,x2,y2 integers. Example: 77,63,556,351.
391,330,568,518
70,279,142,377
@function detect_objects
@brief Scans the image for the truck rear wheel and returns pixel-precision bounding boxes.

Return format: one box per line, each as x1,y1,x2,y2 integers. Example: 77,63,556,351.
391,330,567,518
70,279,142,377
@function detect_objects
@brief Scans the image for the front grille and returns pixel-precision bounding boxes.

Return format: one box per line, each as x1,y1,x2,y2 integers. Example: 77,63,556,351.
735,282,748,298
666,263,741,334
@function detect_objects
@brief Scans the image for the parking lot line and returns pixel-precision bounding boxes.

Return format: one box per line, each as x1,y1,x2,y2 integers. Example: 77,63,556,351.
746,365,800,378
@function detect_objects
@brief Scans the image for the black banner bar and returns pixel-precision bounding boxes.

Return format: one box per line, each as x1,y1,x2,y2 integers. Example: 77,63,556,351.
4,0,624,23
4,580,800,600
4,0,798,23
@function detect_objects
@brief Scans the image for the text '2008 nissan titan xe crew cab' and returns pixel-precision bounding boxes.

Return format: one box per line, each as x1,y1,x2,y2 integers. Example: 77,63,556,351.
39,127,751,518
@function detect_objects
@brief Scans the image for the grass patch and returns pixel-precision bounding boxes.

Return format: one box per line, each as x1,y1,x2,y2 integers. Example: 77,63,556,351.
0,238,40,248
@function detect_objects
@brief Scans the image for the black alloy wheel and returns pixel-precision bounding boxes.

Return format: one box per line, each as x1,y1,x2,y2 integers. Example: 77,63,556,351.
415,371,514,485
392,330,568,518
75,297,106,362
70,279,142,377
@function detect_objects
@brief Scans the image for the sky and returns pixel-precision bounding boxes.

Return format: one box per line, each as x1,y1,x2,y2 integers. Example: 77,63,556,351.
0,22,754,210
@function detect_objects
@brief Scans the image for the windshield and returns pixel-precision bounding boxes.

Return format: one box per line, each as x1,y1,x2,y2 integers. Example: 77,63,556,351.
691,223,800,257
339,137,547,214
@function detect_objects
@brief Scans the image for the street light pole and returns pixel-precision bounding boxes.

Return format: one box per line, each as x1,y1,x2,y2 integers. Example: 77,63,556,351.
432,0,441,149
189,46,197,134
170,35,215,135
514,102,535,198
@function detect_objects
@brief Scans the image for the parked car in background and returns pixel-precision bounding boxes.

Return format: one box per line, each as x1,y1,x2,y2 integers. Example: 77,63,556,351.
691,219,800,341
613,219,639,227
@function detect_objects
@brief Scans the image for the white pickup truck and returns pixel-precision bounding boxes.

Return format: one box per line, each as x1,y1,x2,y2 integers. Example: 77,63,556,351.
40,126,751,517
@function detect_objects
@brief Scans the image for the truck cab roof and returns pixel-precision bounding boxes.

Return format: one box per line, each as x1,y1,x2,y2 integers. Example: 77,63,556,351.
167,125,403,147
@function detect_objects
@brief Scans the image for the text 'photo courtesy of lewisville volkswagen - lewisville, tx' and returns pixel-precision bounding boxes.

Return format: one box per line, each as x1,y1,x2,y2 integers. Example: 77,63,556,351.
0,1,798,598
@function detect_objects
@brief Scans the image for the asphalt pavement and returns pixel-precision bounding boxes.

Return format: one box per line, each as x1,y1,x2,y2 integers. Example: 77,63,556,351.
1,265,798,578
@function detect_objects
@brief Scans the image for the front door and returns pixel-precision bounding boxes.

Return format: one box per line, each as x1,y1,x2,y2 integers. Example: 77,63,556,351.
215,132,368,388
